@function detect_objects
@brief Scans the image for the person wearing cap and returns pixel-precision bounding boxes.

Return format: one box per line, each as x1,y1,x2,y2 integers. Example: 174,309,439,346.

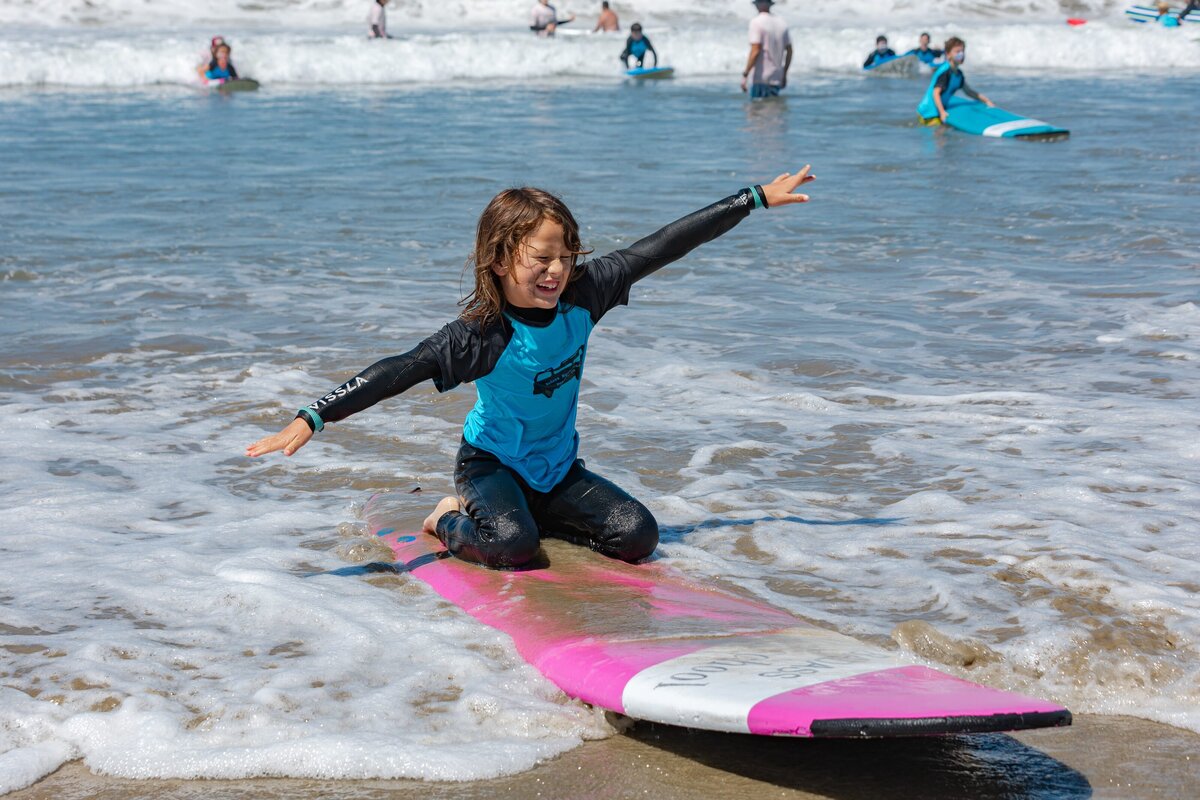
530,0,575,37
620,23,657,68
741,0,791,98
594,1,619,32
863,35,896,69
369,0,393,39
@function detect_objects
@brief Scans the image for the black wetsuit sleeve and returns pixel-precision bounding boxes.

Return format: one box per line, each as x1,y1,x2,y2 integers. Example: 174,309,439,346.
229,63,239,79
961,76,981,101
296,343,441,428
647,39,657,66
420,317,511,392
934,69,952,94
568,189,756,323
864,53,875,68
619,37,632,62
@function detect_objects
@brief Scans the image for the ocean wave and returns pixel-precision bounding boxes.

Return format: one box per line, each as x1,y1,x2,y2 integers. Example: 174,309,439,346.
1,20,1197,89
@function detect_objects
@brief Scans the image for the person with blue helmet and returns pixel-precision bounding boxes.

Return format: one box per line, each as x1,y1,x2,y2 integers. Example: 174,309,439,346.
917,36,993,126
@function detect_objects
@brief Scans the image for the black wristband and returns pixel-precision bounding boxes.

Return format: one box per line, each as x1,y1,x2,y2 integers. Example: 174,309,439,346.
295,411,316,432
753,184,769,209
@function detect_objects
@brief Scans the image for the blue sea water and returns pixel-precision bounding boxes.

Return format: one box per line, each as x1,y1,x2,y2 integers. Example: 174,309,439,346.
1,71,1199,789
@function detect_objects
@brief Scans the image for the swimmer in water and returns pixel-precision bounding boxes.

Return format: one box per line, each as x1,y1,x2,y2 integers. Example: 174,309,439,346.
204,43,238,82
906,32,943,67
863,35,896,68
246,168,817,570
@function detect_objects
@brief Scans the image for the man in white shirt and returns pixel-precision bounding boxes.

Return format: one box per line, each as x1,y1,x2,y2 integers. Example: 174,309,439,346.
740,0,792,98
368,0,391,39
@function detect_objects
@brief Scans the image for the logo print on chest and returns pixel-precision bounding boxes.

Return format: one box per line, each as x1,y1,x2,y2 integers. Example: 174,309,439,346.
533,344,584,398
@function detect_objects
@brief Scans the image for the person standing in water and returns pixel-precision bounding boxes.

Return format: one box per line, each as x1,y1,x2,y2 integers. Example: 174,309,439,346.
246,168,816,569
531,0,575,37
862,35,896,68
741,0,792,99
620,23,657,68
594,1,619,32
369,0,392,39
906,32,943,67
917,36,993,125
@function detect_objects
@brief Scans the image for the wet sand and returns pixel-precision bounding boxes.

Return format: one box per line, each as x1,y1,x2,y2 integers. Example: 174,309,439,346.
10,714,1198,799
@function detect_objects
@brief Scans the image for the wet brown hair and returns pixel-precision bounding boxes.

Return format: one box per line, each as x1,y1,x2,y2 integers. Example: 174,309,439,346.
944,36,965,54
460,187,592,326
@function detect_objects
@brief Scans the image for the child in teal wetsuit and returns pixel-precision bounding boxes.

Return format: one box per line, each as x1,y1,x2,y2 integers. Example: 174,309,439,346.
246,169,816,569
917,36,993,125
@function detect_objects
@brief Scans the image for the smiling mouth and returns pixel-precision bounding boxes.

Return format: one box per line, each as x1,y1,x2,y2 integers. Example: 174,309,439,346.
535,281,559,293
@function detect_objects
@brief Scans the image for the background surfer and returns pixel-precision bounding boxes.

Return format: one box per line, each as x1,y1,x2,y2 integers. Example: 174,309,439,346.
620,23,657,69
531,0,574,37
741,0,792,98
246,169,817,569
368,0,391,39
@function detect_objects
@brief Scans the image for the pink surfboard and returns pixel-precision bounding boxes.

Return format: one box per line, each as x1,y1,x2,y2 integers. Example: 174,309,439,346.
366,494,1071,737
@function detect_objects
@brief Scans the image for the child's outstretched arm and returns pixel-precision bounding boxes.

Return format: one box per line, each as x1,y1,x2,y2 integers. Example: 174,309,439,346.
601,166,813,284
245,343,441,458
570,168,814,321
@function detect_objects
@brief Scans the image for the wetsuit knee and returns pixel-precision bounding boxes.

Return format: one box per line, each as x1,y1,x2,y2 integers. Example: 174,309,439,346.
481,509,542,567
604,501,659,562
439,508,540,569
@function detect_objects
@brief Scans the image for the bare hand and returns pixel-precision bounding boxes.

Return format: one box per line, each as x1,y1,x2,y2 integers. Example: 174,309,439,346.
740,76,748,92
939,110,948,122
246,417,314,458
760,165,816,206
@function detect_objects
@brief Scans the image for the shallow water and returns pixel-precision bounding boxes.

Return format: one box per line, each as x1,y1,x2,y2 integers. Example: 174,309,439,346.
1,65,1198,792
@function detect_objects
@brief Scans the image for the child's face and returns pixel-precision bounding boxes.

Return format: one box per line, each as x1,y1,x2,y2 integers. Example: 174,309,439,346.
495,218,574,309
216,47,230,64
632,30,643,40
948,45,964,64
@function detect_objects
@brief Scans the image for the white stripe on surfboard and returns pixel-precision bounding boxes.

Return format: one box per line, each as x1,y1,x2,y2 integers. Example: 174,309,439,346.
981,118,1052,137
620,628,903,732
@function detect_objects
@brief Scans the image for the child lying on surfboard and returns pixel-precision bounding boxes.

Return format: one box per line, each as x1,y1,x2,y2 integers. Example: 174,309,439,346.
246,168,815,569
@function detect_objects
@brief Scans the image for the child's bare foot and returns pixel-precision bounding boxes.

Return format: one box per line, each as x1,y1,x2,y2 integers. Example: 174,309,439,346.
422,496,461,535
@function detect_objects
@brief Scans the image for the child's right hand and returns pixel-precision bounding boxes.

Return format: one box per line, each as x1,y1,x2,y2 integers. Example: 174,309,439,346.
246,417,314,458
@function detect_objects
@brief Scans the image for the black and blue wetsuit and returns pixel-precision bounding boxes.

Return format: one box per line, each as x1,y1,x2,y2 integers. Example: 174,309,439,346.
295,188,766,569
906,46,943,67
917,62,981,121
863,48,896,68
621,36,657,68
205,59,238,80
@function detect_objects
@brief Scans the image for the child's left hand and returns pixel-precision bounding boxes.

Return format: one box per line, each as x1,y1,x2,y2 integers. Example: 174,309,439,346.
760,165,816,207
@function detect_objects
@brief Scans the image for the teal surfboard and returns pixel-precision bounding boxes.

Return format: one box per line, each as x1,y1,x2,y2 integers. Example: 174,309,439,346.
626,66,674,80
944,98,1068,141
